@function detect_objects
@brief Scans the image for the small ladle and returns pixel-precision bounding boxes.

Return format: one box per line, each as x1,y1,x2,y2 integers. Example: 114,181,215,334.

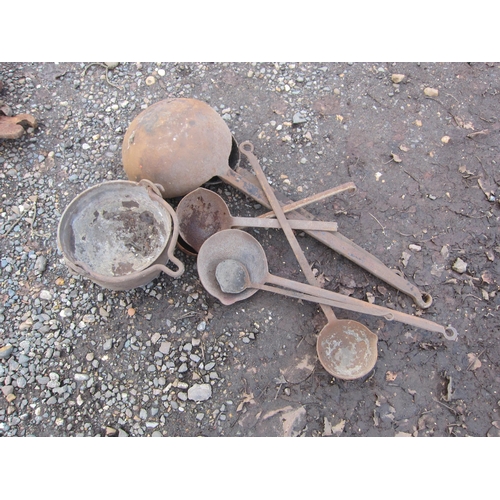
176,188,339,252
216,259,378,380
237,141,381,380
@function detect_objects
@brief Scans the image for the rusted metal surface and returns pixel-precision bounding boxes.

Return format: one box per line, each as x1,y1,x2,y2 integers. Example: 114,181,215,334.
57,180,184,290
317,319,378,380
176,188,338,253
122,98,233,199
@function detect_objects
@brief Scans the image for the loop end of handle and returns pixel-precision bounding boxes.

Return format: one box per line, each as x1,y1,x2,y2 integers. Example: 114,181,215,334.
444,326,458,341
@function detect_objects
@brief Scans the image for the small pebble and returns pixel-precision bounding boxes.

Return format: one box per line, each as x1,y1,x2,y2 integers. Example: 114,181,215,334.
424,87,439,97
452,258,467,274
0,344,14,359
188,384,212,402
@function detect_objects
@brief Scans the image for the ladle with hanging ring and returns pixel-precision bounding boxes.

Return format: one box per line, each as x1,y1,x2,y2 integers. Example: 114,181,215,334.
122,99,431,309
176,188,340,253
238,140,379,379
197,229,458,342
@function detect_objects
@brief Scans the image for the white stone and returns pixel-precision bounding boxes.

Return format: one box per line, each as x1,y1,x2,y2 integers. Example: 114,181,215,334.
188,383,212,402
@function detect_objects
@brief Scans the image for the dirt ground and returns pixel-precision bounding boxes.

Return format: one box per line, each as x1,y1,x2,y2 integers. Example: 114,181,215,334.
1,62,499,438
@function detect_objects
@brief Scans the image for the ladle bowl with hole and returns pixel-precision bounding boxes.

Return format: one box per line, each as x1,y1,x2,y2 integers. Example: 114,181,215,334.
176,188,339,253
57,180,184,291
197,229,458,341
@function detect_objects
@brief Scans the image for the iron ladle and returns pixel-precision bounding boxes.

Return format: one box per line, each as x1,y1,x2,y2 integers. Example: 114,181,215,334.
197,229,458,341
176,188,339,252
239,140,379,380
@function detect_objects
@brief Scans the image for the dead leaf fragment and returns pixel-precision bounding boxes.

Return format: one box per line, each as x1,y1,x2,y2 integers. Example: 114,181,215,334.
467,129,489,138
236,392,255,412
401,251,411,268
391,152,402,163
399,144,410,152
395,432,413,437
467,352,482,371
441,135,451,144
331,419,346,435
424,87,439,97
478,177,495,200
281,406,307,437
481,270,495,284
386,371,398,382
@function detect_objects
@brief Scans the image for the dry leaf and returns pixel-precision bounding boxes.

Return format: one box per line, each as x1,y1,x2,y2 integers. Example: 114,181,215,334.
386,371,398,382
323,417,332,436
236,391,255,412
391,153,402,163
478,177,494,199
331,419,346,435
401,251,411,268
399,144,410,152
467,129,489,138
467,353,482,371
336,114,344,122
481,270,495,284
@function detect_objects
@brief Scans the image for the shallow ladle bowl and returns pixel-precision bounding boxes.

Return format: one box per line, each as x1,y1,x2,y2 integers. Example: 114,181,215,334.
176,188,338,253
197,229,459,341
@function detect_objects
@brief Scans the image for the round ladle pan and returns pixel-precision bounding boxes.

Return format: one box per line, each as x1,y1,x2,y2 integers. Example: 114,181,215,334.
237,141,378,379
197,229,459,342
176,188,339,253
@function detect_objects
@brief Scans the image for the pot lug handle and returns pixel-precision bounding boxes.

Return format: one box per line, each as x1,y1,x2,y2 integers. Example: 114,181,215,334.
70,260,93,277
139,178,165,198
146,187,185,279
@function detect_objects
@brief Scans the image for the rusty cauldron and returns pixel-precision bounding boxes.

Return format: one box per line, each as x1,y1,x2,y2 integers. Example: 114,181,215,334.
122,98,237,199
57,179,184,291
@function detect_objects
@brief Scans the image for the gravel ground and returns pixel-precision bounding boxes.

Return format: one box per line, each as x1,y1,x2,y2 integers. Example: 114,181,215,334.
1,61,499,450
2,61,371,437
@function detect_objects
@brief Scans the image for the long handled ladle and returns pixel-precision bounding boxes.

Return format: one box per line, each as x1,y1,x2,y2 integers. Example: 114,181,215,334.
176,188,339,252
238,141,380,379
202,229,458,340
